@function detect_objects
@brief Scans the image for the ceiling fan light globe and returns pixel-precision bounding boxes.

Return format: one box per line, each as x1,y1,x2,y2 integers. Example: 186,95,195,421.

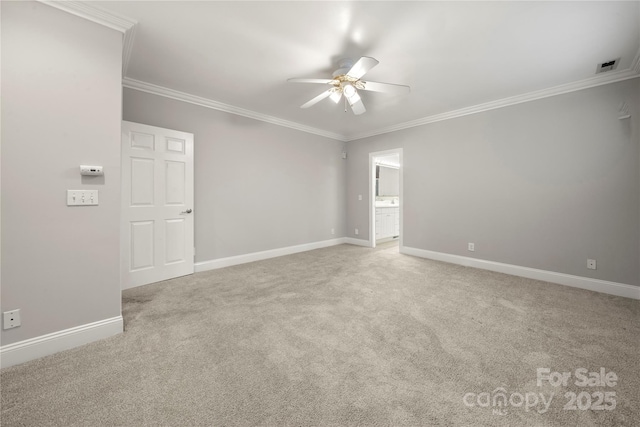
343,84,357,98
329,91,342,103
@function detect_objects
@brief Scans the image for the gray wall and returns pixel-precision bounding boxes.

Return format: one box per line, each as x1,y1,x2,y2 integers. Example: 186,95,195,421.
123,89,347,263
347,79,640,286
1,2,123,344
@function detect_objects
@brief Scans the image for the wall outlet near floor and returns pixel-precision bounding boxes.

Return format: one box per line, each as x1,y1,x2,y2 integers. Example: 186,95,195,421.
468,242,475,252
3,309,21,330
587,259,597,270
331,228,335,235
355,228,359,235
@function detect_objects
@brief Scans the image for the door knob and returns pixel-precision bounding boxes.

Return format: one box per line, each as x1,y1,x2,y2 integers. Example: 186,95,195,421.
181,209,193,214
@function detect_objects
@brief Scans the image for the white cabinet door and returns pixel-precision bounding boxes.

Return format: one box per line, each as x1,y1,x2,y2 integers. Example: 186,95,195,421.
385,211,394,237
376,207,400,240
121,121,194,289
375,211,382,238
375,207,393,239
393,207,400,236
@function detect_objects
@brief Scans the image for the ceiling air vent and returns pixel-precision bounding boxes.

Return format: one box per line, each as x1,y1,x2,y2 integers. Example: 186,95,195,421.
596,58,620,74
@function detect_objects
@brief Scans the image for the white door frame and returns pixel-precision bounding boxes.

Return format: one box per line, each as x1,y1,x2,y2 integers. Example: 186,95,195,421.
369,148,403,248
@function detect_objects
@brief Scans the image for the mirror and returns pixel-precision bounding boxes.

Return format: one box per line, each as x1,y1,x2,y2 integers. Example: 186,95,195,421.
376,165,399,196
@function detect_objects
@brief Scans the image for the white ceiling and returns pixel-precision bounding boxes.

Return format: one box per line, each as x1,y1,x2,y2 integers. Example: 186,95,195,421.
90,1,640,141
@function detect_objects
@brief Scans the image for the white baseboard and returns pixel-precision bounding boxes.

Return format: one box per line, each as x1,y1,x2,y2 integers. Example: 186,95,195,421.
0,316,123,369
344,238,371,247
400,246,640,300
195,238,347,272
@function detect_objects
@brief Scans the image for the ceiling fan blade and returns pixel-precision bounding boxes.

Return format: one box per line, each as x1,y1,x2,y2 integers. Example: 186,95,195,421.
345,90,366,115
346,56,379,79
349,98,366,115
288,78,334,84
361,80,411,95
300,89,332,109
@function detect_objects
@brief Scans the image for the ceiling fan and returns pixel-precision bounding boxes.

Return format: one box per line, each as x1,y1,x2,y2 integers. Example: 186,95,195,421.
288,57,410,115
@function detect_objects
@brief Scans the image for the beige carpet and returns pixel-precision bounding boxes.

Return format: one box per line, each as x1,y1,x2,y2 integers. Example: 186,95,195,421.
1,243,638,426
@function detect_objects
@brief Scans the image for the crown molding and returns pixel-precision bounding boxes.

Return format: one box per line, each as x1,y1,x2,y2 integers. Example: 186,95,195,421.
124,66,638,144
123,78,346,141
40,1,136,33
121,23,137,75
39,1,137,74
345,67,640,142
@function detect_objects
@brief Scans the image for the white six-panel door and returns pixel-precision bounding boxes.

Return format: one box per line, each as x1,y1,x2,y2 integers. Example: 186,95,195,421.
121,121,194,289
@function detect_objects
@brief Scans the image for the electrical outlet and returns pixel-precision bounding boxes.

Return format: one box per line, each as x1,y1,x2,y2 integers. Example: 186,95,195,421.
355,228,359,235
587,259,597,270
358,195,362,201
468,243,475,252
3,309,21,330
331,228,335,235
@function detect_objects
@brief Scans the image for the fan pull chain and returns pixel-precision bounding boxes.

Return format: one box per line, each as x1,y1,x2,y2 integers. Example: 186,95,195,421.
344,97,347,113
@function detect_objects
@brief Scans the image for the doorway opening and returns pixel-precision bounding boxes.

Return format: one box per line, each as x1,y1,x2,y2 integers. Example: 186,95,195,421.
369,149,402,249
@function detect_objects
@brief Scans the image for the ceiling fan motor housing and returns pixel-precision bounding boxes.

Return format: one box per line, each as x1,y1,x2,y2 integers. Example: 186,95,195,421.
332,58,355,77
332,67,351,78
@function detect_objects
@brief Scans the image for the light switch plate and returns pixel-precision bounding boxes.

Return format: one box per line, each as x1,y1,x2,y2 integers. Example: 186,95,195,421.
67,190,99,206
